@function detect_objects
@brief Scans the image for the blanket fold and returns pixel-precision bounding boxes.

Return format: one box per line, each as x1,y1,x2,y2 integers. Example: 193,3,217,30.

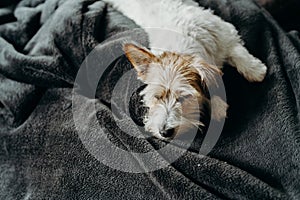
0,75,45,130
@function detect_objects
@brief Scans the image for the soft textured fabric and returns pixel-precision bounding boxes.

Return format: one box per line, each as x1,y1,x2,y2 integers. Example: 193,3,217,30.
0,0,299,199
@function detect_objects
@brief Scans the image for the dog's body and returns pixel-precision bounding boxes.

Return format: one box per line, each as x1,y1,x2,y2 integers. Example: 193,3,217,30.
104,0,267,140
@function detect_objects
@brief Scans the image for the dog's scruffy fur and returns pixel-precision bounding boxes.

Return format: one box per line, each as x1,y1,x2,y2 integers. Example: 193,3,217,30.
104,0,267,140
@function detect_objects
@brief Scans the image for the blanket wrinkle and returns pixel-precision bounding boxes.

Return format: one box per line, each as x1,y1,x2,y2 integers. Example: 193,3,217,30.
0,75,45,131
0,0,299,199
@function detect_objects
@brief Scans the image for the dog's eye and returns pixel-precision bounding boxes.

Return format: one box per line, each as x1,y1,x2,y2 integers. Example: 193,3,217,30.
177,97,185,103
154,95,161,100
177,95,192,103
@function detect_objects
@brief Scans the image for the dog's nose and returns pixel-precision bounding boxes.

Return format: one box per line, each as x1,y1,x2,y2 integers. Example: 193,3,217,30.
159,128,175,138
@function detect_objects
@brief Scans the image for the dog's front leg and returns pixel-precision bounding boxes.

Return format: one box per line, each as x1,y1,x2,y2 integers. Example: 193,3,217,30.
227,43,267,82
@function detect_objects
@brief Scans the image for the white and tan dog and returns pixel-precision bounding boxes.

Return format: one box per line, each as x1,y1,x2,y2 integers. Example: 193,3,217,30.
104,0,267,140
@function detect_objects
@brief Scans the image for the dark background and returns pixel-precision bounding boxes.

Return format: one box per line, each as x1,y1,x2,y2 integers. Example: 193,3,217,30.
256,0,300,32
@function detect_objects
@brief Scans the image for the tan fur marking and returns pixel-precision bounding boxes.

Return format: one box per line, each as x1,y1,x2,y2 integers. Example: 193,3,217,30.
199,61,223,76
123,44,159,79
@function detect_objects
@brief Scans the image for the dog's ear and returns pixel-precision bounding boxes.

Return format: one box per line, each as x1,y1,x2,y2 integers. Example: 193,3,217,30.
196,61,223,87
210,95,228,121
195,61,227,120
123,43,156,81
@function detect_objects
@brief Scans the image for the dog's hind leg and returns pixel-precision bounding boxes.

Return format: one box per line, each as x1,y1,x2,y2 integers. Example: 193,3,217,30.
227,43,267,82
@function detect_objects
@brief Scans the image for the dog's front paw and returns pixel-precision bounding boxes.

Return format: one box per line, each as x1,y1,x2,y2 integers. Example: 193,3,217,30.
243,60,267,82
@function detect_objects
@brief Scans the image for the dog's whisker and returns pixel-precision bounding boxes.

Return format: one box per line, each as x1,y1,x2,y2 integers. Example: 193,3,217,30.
180,117,204,128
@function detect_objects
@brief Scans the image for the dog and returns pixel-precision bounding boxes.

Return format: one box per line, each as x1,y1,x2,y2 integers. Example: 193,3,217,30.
104,0,267,140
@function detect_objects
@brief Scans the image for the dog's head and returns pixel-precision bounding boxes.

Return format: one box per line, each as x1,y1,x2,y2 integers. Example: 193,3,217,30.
124,43,226,140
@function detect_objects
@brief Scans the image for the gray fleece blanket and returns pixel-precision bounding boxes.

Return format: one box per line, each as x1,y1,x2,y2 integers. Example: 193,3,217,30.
0,0,300,199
